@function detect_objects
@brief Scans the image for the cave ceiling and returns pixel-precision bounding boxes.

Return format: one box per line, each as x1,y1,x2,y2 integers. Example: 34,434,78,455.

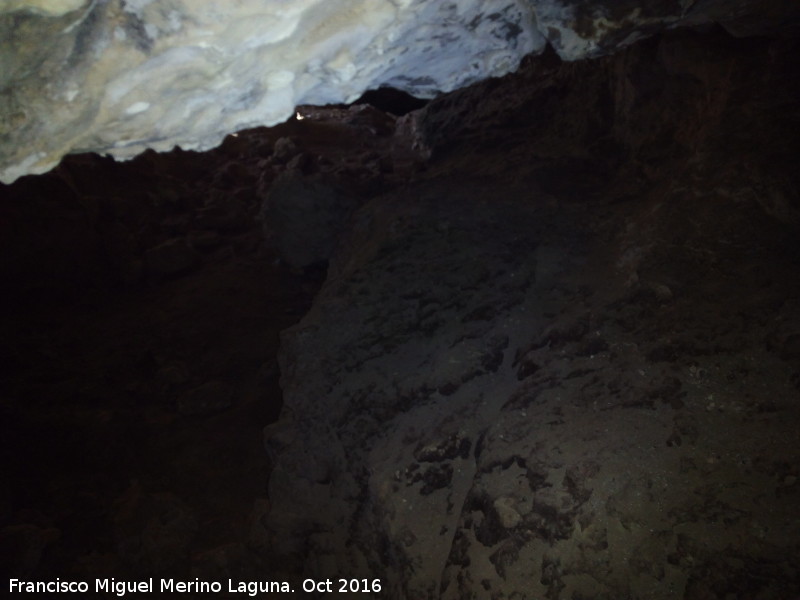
1,0,798,184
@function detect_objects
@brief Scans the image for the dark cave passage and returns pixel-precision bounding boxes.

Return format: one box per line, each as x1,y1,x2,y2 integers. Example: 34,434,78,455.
0,108,397,587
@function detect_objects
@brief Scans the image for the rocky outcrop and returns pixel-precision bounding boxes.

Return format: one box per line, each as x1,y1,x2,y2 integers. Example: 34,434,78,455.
3,0,800,183
264,29,800,599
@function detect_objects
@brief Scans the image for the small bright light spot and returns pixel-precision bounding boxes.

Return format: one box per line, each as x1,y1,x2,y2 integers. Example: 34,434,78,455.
296,111,305,120
231,133,239,137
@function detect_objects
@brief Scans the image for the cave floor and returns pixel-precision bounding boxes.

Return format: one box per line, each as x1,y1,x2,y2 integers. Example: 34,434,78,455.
267,165,800,599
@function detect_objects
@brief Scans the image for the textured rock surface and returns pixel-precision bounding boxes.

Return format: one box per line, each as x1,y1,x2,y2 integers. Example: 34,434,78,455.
3,0,800,182
265,29,800,598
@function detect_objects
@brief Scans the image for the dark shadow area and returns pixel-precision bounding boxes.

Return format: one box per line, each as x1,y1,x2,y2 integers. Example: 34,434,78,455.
0,103,422,590
352,87,430,116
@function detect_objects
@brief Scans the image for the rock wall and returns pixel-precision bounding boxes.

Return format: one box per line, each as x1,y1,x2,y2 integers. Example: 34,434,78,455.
264,29,800,599
2,0,799,183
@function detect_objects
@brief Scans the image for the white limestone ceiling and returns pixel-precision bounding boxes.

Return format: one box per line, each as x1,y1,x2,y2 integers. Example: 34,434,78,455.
0,0,796,183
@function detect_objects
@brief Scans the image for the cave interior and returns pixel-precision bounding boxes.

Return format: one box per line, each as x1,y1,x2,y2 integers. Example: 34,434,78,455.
1,4,800,600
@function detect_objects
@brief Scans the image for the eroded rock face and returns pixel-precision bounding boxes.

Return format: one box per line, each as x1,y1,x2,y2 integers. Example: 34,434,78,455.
2,0,799,183
264,30,800,599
